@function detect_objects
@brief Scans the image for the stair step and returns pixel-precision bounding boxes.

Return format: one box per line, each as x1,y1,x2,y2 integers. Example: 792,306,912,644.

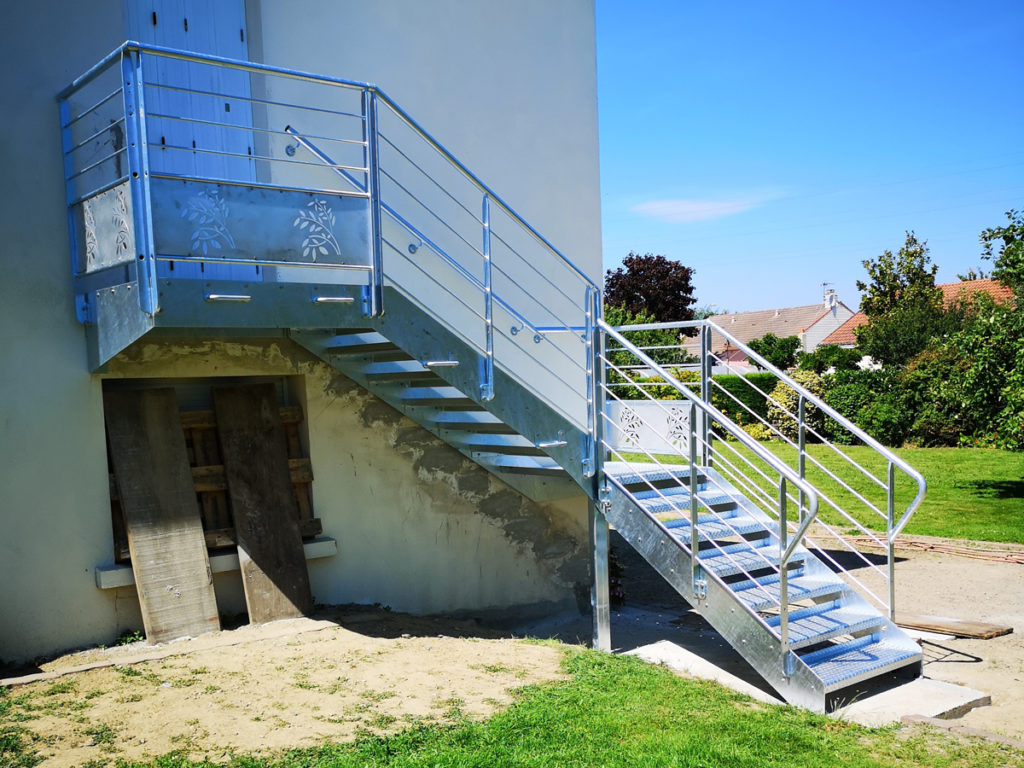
480,454,568,477
665,514,767,542
799,636,921,691
699,542,800,579
605,463,700,490
432,411,516,434
326,332,398,355
455,433,543,456
400,386,476,408
732,574,846,612
767,605,885,650
641,491,736,516
364,360,440,382
633,483,707,501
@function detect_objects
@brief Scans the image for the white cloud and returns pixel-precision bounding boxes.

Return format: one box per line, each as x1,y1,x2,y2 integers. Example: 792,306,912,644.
630,197,764,223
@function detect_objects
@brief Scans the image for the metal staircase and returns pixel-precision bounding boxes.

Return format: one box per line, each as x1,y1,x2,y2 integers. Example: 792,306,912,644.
60,42,927,713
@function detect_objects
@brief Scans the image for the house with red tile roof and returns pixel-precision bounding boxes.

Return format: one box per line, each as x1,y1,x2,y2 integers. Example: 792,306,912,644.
821,278,1014,348
686,290,855,367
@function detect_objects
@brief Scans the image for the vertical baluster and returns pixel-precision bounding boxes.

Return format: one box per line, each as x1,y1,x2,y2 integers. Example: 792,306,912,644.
364,89,383,317
778,475,791,676
480,194,494,401
689,401,700,595
797,395,806,524
700,325,712,467
888,460,896,619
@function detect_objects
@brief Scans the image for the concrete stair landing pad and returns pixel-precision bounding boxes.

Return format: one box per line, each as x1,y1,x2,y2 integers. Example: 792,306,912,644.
626,639,990,727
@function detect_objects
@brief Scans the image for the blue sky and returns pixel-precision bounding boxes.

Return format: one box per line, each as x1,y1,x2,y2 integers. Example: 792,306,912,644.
596,1,1024,313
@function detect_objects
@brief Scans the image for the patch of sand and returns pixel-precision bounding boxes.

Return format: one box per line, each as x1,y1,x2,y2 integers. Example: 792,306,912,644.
5,609,566,766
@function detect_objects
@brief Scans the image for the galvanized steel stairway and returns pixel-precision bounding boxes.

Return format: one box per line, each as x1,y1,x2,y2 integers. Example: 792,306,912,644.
62,42,927,715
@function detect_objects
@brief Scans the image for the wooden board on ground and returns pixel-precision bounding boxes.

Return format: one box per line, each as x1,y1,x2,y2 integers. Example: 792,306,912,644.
213,383,313,623
897,614,1013,639
104,388,220,644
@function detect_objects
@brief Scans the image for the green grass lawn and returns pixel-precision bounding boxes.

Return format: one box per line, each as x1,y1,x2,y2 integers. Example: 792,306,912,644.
5,650,1017,768
628,444,1024,544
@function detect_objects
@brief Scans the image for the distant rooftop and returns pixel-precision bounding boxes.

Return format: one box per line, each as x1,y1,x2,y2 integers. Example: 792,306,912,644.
821,278,1014,347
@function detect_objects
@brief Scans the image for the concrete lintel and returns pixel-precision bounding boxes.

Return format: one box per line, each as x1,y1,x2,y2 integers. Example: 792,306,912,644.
94,537,338,589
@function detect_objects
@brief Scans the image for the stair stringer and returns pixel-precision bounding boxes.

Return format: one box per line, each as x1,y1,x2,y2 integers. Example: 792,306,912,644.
603,473,921,713
289,287,593,502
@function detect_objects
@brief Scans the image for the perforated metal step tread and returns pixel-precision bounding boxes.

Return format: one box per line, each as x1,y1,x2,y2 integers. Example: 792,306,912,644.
733,574,846,612
641,491,737,516
800,636,922,690
699,544,795,578
665,514,767,542
767,606,885,650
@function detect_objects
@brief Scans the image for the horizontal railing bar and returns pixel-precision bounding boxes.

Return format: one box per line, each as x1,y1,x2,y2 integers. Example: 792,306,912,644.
64,116,126,156
381,205,484,288
144,80,365,122
802,451,886,519
379,168,486,261
146,111,366,148
152,140,368,174
66,147,125,181
377,132,483,226
489,225,591,312
148,172,369,199
68,174,131,207
64,87,122,127
154,255,371,269
489,259,585,334
380,236,488,323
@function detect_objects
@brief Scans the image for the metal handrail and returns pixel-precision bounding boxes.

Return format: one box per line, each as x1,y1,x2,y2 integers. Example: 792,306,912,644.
599,320,822,660
59,41,599,296
612,318,927,618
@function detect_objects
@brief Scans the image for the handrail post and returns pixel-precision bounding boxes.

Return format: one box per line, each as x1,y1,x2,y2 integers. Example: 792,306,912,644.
364,89,384,317
480,194,494,401
700,324,712,467
797,395,806,524
590,498,611,652
583,284,599,478
120,49,158,315
778,475,791,677
887,460,896,619
688,401,700,595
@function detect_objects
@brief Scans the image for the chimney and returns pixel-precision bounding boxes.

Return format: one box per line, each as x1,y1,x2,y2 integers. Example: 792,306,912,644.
824,288,837,310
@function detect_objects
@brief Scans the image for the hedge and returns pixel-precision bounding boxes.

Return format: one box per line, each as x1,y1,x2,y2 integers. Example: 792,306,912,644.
710,373,777,426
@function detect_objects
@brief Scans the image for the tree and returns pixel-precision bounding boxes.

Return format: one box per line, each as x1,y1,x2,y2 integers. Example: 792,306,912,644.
605,252,697,323
981,209,1024,299
797,344,863,374
747,333,801,370
854,232,949,367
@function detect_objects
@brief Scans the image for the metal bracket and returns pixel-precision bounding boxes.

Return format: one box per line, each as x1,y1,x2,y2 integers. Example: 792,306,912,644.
693,577,707,601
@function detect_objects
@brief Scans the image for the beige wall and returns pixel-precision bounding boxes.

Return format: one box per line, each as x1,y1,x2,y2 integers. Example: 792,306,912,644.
0,1,599,662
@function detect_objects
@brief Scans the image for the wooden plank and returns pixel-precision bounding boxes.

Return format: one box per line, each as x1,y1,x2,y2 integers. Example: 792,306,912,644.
213,383,313,623
103,388,220,644
897,614,1014,640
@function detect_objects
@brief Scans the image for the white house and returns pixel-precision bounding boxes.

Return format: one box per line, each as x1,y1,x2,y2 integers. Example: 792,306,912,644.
0,0,601,664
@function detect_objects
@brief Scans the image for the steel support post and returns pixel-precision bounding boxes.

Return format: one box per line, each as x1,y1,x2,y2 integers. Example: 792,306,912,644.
590,501,611,652
582,284,597,477
688,401,702,597
778,476,792,676
364,90,384,317
121,50,158,315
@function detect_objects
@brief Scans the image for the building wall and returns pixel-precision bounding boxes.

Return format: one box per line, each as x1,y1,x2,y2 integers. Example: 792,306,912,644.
0,1,599,663
803,304,854,353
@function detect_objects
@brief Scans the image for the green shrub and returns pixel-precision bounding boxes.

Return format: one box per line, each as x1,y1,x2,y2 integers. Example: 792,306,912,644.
711,373,777,425
797,344,863,374
820,368,911,446
766,370,825,441
742,422,775,441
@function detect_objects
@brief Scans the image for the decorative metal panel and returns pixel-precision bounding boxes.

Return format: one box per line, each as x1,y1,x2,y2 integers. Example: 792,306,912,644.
605,400,690,454
149,179,371,269
74,182,136,274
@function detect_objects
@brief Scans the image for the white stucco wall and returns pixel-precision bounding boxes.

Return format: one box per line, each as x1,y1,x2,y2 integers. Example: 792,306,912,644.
0,1,599,663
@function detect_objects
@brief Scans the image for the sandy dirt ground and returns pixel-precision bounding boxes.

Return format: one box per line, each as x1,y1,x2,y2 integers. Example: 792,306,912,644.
3,610,566,767
4,538,1023,766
